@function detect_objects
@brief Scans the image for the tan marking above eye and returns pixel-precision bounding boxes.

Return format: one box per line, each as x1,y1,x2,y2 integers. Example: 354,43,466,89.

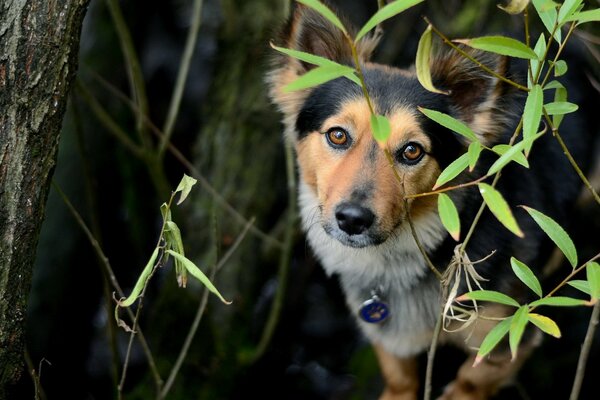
326,128,349,146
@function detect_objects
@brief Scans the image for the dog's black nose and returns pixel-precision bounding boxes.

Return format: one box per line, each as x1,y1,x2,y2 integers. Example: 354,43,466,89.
335,203,375,235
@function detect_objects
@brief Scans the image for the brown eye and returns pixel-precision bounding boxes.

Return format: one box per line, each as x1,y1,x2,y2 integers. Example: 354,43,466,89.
326,128,350,148
399,142,425,164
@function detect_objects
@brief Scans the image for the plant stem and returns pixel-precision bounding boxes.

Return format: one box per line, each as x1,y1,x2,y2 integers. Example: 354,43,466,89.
405,176,487,199
424,302,444,400
570,301,600,400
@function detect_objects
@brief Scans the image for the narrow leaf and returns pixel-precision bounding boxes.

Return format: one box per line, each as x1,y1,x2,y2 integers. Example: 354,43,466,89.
475,317,512,365
558,0,584,23
433,153,470,189
160,202,172,222
458,289,520,307
454,36,537,59
523,84,543,154
552,80,568,128
568,280,591,296
530,296,587,307
419,107,478,142
490,143,531,172
416,25,446,94
166,250,232,304
271,43,340,67
175,174,197,205
438,193,461,241
566,8,600,25
479,183,524,237
355,0,425,42
468,141,482,171
586,261,600,300
509,306,529,360
119,247,159,307
529,34,546,87
528,313,561,338
522,206,578,267
370,114,391,143
498,0,530,15
284,64,353,92
532,0,561,42
511,257,543,297
544,101,578,115
297,0,347,34
165,221,187,287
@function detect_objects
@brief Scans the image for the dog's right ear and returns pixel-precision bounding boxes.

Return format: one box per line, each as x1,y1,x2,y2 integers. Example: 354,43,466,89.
267,5,377,130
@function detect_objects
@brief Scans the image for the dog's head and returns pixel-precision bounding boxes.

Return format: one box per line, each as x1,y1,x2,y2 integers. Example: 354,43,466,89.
268,5,515,248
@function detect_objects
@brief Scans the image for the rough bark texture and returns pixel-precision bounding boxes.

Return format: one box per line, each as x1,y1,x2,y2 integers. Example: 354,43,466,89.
0,0,89,394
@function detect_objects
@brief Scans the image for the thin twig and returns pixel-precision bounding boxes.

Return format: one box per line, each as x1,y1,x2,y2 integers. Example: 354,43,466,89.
405,176,487,199
570,302,600,400
159,0,205,156
404,199,443,281
424,302,444,400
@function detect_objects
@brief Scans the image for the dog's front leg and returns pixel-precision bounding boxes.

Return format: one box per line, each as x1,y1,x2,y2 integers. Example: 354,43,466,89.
374,344,418,400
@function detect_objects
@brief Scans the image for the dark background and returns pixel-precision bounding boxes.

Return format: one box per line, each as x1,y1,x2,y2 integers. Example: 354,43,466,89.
14,1,600,399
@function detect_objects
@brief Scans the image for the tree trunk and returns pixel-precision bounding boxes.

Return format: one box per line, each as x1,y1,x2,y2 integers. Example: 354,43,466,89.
0,0,90,395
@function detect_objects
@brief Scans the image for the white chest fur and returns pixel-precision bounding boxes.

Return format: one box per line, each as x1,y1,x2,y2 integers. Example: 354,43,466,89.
299,182,446,357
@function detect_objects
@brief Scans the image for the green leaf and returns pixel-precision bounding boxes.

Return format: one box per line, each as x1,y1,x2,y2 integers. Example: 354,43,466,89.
558,0,584,23
165,221,187,287
454,36,537,59
509,306,529,360
416,25,446,94
532,0,561,42
297,0,347,34
166,250,232,304
418,107,478,142
521,206,578,267
468,141,482,172
370,114,391,143
433,153,470,190
355,0,425,42
552,80,568,128
553,59,568,77
587,261,600,300
544,101,578,115
460,289,520,307
438,193,461,241
566,8,600,25
475,317,512,365
529,34,546,87
490,142,532,172
523,84,543,154
511,257,543,298
284,64,355,92
160,202,172,222
119,247,159,307
479,183,524,237
530,296,587,307
498,0,530,14
568,280,591,296
544,80,564,90
528,313,562,338
175,174,197,205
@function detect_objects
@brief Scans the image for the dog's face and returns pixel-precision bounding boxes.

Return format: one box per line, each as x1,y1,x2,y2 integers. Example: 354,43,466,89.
268,6,511,248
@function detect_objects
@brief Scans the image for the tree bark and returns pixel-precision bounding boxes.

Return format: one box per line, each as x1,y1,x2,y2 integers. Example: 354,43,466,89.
0,0,89,394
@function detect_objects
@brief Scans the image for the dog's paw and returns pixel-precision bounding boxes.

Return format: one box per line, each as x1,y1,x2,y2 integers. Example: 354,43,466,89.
436,380,489,400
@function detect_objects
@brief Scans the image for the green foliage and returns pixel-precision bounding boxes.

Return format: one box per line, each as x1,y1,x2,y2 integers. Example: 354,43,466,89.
416,25,446,94
355,0,425,42
418,107,478,142
511,257,543,298
297,0,347,34
433,153,470,189
454,36,537,59
438,193,460,241
479,183,523,237
370,114,391,143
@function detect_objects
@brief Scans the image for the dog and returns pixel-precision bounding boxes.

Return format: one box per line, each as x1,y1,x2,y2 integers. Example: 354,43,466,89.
267,4,597,399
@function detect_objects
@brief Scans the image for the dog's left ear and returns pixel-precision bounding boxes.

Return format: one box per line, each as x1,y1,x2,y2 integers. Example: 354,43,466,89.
431,50,514,145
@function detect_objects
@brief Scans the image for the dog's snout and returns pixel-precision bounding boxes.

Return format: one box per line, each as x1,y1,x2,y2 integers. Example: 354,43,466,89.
335,203,375,235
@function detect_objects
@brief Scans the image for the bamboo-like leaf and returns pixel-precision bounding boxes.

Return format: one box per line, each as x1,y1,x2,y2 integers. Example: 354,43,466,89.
454,36,537,59
370,114,391,143
419,107,478,142
511,257,543,297
284,64,354,92
586,261,600,300
568,280,591,296
558,0,584,23
566,8,600,25
552,80,568,128
438,193,461,241
498,0,530,15
416,25,446,94
521,206,577,267
165,221,187,287
544,101,578,115
523,84,543,154
355,0,425,42
160,202,172,222
532,0,561,42
509,306,529,360
433,153,470,190
490,143,531,172
553,59,568,77
528,313,561,338
166,250,232,304
530,296,587,307
468,141,482,172
479,183,524,237
474,317,512,366
175,174,197,205
297,0,347,34
529,34,546,87
118,247,159,307
458,289,520,307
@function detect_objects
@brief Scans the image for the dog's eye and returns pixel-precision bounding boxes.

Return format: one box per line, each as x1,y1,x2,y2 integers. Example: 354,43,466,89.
326,128,350,148
398,142,425,164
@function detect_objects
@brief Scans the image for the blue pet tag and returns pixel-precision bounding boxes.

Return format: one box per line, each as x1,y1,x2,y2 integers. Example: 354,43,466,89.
359,295,389,323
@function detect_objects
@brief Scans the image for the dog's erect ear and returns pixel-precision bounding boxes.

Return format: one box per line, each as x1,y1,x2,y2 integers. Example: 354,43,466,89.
431,49,514,144
267,4,377,131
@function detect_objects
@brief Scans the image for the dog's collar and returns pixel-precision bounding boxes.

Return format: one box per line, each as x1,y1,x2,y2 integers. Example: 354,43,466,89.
359,288,390,324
